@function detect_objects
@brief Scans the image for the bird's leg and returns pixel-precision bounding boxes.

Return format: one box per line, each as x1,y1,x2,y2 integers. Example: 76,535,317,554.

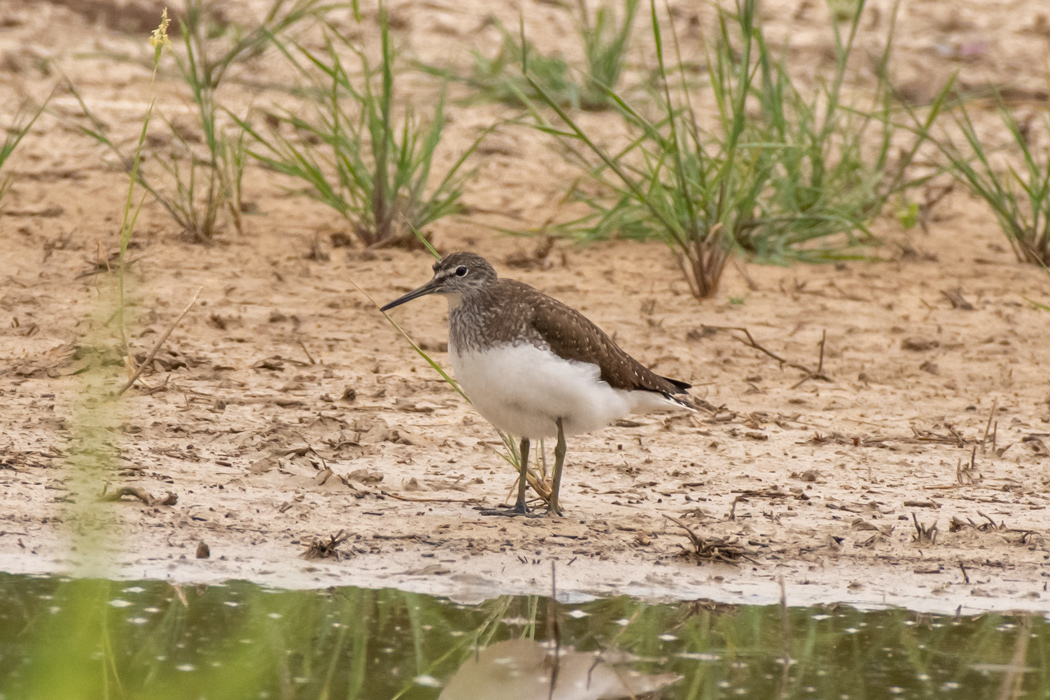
547,418,566,517
514,437,530,514
479,436,539,517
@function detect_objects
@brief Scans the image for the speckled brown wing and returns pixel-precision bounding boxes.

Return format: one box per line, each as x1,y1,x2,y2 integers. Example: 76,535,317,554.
527,290,691,398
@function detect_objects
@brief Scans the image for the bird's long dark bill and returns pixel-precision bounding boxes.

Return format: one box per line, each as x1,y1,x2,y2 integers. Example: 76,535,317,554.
380,279,440,312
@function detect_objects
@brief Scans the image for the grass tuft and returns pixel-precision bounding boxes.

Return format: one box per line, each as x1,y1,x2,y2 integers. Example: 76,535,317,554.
522,0,770,297
425,0,638,112
578,0,641,110
238,8,485,248
935,99,1050,266
524,0,945,297
748,0,944,263
66,0,324,243
0,99,48,209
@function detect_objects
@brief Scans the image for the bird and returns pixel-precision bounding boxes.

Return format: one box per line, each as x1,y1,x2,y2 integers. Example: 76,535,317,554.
380,252,693,516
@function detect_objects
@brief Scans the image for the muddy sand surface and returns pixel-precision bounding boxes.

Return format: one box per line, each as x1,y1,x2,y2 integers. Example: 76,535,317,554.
1,0,1049,614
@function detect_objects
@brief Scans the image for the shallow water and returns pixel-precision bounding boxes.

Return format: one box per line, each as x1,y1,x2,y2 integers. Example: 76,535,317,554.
0,572,1047,699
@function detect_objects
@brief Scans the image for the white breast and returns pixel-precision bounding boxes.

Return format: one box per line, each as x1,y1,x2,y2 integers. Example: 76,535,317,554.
450,343,678,438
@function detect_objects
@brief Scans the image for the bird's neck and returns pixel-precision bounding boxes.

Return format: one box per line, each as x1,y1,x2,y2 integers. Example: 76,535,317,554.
447,289,494,354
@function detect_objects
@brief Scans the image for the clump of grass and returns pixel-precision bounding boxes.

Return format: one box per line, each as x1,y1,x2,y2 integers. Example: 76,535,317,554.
430,0,638,112
0,99,48,209
162,0,328,241
526,0,771,297
748,0,945,263
578,0,640,109
935,101,1050,266
68,0,323,242
156,0,248,241
466,24,580,109
238,9,484,248
527,0,945,296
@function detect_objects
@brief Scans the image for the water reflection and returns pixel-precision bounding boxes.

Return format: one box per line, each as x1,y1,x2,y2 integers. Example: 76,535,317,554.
439,639,679,700
0,573,1047,699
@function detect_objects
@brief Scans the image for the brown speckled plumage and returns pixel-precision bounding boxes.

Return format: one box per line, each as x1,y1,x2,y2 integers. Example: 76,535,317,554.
438,253,692,404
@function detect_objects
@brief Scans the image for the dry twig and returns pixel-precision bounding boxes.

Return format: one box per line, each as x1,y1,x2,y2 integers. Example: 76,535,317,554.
911,513,938,545
940,288,975,310
381,490,480,504
918,183,954,234
100,485,178,506
117,286,202,396
702,325,831,385
950,512,1007,533
981,402,997,451
298,339,316,365
911,424,967,446
957,446,979,485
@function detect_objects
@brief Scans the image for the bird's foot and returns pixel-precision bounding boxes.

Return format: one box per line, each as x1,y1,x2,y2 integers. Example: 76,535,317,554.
545,502,564,518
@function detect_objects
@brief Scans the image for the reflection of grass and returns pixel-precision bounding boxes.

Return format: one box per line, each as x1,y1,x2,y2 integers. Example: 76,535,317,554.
24,578,121,697
10,578,517,699
7,575,1050,698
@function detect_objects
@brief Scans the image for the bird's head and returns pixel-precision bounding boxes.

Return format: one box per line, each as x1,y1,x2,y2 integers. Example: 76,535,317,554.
380,252,498,311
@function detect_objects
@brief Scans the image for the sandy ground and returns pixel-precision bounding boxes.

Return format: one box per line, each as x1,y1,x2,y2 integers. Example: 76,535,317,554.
1,0,1050,615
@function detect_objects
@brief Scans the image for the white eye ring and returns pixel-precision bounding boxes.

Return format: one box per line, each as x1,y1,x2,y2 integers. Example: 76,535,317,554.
455,266,468,277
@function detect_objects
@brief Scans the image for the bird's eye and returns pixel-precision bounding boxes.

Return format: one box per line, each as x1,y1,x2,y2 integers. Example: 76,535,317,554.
455,266,468,277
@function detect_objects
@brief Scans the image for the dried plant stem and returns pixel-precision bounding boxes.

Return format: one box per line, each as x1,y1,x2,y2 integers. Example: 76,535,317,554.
703,325,832,383
117,286,202,397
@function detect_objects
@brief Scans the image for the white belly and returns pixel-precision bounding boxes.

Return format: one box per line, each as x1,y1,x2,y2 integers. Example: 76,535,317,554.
450,343,676,439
